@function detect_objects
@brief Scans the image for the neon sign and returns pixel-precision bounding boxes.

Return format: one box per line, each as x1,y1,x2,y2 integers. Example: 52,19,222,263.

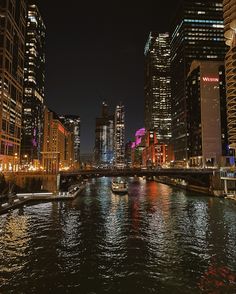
202,77,219,83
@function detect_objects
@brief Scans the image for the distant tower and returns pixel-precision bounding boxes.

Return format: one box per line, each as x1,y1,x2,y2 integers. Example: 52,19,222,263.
144,32,172,144
22,3,46,164
94,102,114,166
114,103,125,168
223,0,236,152
59,115,81,164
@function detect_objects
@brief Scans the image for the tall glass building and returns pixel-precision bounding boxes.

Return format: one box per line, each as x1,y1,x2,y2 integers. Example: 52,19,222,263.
114,103,125,168
144,32,172,144
94,102,114,167
171,0,226,160
0,0,27,171
223,0,236,151
22,3,46,164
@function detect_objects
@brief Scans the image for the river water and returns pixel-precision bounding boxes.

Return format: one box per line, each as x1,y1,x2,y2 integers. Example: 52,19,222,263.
0,177,236,293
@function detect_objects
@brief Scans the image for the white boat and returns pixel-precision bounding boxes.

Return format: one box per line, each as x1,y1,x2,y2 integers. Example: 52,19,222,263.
111,179,128,194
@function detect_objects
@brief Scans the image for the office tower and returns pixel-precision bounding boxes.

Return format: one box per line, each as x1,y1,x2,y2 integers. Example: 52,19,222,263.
223,0,236,150
171,0,226,161
42,108,74,173
59,115,80,165
22,3,46,165
0,0,27,171
186,61,228,167
125,141,132,168
94,102,114,167
114,103,125,168
144,32,172,144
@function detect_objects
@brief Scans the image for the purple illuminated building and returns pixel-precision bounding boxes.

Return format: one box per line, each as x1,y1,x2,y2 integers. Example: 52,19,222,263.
131,128,146,167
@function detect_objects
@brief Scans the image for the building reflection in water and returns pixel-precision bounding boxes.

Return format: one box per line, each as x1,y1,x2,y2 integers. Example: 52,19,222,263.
0,212,30,284
104,192,128,248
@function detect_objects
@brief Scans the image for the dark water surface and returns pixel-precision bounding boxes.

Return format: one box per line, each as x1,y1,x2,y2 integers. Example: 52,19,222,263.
0,177,236,293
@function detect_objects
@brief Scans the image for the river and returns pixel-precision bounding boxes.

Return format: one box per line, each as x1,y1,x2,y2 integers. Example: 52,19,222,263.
0,177,236,293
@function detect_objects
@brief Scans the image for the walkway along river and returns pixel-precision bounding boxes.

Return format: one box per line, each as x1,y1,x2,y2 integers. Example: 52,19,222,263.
0,177,236,293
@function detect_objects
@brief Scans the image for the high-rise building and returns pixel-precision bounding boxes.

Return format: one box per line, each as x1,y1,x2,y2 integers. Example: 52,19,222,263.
171,0,226,161
125,141,132,168
186,61,229,167
114,103,125,168
223,0,236,151
144,32,172,144
0,0,27,171
22,3,46,165
94,102,114,166
59,115,80,165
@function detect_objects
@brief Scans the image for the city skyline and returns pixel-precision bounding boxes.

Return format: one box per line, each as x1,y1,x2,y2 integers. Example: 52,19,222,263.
1,2,236,293
32,0,182,153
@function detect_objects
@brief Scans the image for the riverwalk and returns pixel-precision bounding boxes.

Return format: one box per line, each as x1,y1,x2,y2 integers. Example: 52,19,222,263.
0,184,85,215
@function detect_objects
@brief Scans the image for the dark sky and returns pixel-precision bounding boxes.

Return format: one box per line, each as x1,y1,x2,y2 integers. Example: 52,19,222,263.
35,0,181,153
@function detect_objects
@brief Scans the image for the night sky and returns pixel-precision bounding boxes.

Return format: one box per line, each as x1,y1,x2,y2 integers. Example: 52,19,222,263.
35,0,181,153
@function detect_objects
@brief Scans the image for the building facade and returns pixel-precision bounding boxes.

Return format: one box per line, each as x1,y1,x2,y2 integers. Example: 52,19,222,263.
171,0,226,161
42,108,74,173
125,141,132,168
144,32,172,144
131,128,146,168
59,114,80,166
114,103,125,168
94,102,114,167
186,61,229,167
21,3,46,165
223,0,236,151
0,0,27,171
142,130,175,168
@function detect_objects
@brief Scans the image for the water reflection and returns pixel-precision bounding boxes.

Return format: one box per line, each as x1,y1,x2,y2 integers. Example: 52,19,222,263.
0,212,30,285
0,178,236,293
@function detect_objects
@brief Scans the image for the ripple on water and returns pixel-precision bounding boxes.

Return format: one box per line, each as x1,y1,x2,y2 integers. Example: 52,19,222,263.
0,179,236,293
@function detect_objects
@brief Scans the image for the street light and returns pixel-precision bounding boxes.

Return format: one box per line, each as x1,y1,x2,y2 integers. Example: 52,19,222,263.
23,154,28,171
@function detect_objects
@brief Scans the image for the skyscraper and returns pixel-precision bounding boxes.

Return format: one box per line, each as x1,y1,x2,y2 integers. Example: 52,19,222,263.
114,103,125,168
22,3,46,164
0,0,27,171
171,0,226,161
223,0,236,151
186,61,228,167
94,102,114,166
144,32,172,144
59,114,80,165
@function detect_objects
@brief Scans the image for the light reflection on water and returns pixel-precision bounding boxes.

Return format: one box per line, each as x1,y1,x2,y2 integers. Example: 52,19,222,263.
0,177,236,293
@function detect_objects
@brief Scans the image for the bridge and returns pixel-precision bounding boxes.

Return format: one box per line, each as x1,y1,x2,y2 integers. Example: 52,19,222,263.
59,168,218,192
60,168,216,178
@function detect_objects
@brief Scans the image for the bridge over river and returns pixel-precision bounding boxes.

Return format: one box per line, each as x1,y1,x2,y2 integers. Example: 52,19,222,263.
59,168,220,195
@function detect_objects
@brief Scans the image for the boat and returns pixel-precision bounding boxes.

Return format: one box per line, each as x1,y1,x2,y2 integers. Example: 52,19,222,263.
111,178,128,194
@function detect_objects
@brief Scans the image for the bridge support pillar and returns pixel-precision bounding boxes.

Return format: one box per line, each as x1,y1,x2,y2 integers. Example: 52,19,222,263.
224,179,228,195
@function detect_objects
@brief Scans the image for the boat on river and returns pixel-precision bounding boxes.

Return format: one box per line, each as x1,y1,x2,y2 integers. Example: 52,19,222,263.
111,178,128,194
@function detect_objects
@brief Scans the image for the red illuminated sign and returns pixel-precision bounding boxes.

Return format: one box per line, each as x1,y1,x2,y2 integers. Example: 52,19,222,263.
202,77,219,83
58,124,65,134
